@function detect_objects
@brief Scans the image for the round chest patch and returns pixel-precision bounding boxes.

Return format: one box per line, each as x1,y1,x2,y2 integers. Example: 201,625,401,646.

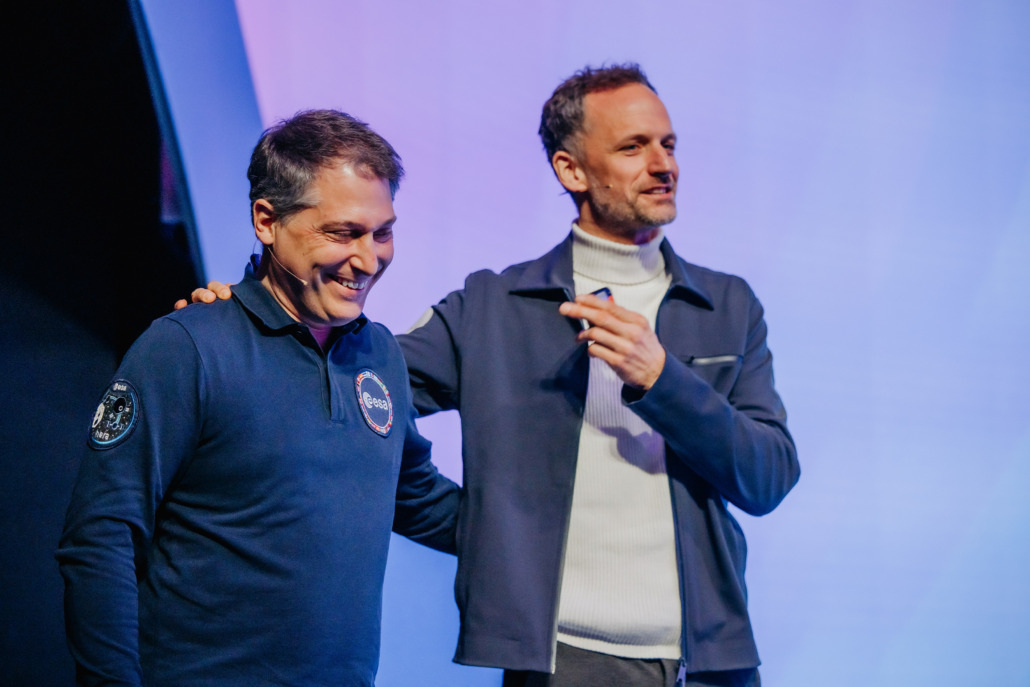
355,369,393,437
89,380,140,449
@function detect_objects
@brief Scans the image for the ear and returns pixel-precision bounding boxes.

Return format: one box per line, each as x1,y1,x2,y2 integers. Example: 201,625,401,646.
551,150,588,194
252,199,278,246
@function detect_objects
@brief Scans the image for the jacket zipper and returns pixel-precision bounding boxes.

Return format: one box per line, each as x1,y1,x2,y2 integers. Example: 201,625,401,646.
675,658,687,686
657,293,691,682
668,471,690,682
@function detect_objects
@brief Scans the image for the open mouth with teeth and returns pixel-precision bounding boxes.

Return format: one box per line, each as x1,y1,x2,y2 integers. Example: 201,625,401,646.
328,274,368,290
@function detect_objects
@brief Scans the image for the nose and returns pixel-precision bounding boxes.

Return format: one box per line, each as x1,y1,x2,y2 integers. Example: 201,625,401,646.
648,143,675,178
349,233,380,275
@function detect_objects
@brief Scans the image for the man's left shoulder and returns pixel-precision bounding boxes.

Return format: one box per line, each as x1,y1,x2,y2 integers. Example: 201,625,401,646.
672,254,758,303
357,318,399,345
358,319,408,359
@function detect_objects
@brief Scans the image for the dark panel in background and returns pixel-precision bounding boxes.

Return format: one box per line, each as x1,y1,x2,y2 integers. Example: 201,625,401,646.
1,2,198,683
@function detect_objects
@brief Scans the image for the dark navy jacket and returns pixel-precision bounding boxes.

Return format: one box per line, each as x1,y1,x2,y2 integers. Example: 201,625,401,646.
58,271,458,687
398,234,799,673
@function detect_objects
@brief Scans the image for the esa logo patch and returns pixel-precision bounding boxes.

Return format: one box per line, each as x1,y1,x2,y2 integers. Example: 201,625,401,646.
355,369,393,437
89,380,139,449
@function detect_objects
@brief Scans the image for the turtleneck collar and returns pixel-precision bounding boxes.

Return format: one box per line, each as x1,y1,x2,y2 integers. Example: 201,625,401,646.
571,223,666,286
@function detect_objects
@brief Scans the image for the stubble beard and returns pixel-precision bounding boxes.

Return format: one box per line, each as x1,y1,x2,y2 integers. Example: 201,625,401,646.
588,191,677,241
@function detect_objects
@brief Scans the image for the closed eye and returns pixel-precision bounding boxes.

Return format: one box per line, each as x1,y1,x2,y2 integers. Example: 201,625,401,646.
324,230,359,243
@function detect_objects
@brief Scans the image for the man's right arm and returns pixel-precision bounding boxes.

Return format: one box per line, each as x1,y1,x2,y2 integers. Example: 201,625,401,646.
394,288,467,417
57,318,201,686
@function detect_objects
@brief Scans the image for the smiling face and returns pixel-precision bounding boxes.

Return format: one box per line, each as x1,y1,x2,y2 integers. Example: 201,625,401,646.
553,82,678,244
253,161,396,332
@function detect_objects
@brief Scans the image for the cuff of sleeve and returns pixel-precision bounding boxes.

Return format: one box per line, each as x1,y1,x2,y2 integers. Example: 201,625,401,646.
621,354,698,407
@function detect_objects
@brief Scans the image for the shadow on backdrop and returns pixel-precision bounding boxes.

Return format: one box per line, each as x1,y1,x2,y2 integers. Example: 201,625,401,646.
1,2,198,684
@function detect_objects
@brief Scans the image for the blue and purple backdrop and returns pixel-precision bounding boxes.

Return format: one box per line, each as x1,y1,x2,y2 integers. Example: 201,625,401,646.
139,1,1030,684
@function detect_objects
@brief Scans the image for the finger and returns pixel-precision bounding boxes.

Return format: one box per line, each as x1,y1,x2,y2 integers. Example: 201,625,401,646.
563,302,611,335
565,295,641,326
574,292,614,307
173,299,188,311
577,325,630,353
583,334,665,390
191,288,217,304
577,322,625,355
560,299,615,323
582,336,645,385
560,293,612,317
207,281,233,300
565,304,642,339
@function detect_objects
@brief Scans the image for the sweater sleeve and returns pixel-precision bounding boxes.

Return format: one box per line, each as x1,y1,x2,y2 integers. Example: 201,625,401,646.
384,321,459,553
56,318,203,686
626,289,799,516
391,397,460,555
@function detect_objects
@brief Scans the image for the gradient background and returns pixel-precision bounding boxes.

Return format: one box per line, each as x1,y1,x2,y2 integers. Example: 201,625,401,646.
139,1,1030,685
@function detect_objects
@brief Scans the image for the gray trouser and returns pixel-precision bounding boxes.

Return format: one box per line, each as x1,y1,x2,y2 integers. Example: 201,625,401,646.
502,643,761,687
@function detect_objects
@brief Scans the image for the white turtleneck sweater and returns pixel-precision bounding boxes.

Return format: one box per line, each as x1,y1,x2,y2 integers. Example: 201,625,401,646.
556,224,682,660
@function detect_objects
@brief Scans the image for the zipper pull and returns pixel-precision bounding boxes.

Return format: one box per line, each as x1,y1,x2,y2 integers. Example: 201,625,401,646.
675,658,687,687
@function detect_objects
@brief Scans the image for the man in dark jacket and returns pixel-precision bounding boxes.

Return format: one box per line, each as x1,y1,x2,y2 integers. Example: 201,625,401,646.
398,64,798,687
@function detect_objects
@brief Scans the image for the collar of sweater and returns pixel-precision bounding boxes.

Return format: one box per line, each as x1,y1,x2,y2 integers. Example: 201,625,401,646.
571,223,666,286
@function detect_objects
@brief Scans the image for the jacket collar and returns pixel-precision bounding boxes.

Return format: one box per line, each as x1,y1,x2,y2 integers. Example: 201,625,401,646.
510,231,714,310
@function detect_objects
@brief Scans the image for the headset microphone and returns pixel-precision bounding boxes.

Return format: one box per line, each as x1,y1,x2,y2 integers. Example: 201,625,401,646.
267,247,308,286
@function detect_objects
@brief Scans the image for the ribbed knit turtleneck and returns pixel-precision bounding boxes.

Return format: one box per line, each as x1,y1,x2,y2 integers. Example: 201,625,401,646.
570,223,667,287
556,224,682,660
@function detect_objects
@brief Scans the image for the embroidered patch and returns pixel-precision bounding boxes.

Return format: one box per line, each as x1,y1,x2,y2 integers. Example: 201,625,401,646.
89,380,140,449
355,369,393,437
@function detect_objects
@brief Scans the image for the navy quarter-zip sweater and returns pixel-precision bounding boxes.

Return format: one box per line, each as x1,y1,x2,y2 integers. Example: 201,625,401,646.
58,269,458,686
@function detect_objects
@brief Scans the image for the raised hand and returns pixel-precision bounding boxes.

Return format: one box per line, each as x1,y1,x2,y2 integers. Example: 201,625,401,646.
558,293,666,390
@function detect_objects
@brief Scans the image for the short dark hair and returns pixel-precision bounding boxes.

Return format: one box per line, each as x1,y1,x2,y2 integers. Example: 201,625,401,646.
538,63,657,162
247,109,404,223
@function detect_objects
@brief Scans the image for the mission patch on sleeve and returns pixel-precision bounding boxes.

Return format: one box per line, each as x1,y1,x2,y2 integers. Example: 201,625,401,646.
88,380,140,449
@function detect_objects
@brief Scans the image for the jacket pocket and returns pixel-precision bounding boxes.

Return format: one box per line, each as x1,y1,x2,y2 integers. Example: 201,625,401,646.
684,354,742,395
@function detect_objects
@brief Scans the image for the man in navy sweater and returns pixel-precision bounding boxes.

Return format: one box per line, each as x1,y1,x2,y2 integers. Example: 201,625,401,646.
58,110,458,687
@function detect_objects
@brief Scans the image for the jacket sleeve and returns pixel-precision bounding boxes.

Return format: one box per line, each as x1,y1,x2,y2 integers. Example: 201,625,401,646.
56,318,202,686
395,289,466,417
626,289,799,516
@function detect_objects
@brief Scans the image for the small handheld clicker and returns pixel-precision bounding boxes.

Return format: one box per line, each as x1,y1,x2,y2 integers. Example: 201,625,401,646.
579,287,612,333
